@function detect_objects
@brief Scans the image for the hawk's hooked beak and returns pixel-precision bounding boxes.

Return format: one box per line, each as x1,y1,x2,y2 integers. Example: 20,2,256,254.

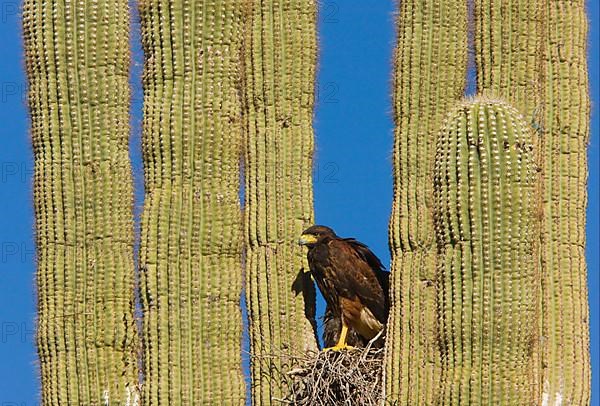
298,233,318,246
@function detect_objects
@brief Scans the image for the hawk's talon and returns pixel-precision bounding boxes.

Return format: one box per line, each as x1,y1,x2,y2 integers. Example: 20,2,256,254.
323,344,356,352
322,323,355,352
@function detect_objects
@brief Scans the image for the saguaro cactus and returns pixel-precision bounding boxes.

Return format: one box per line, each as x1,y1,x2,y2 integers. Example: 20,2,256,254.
384,0,467,403
23,0,139,403
539,2,591,403
434,98,539,404
475,0,591,402
138,0,248,403
386,0,591,403
23,0,591,403
243,0,320,403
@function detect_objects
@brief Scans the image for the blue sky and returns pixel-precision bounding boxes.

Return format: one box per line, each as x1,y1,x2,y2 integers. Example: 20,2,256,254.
0,1,597,404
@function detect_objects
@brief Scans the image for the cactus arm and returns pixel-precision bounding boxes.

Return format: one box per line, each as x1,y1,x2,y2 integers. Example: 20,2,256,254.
434,98,539,404
243,0,319,403
138,0,247,403
23,0,139,403
385,1,468,403
541,1,591,403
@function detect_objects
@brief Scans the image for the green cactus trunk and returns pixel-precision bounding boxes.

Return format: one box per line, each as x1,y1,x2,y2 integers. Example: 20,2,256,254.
434,98,540,405
23,0,139,404
475,0,544,116
138,1,247,403
475,1,591,402
540,1,591,403
243,0,319,403
384,0,468,403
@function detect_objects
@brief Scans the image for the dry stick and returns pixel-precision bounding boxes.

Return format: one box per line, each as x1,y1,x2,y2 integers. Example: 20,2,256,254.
272,346,385,405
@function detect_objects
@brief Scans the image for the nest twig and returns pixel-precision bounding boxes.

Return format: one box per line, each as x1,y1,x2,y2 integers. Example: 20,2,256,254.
272,342,384,405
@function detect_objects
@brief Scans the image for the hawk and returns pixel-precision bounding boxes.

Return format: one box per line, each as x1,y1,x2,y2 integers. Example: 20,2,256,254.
298,225,389,350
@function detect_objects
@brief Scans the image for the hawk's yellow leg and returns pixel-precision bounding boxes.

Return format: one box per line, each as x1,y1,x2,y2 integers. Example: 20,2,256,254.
323,323,355,352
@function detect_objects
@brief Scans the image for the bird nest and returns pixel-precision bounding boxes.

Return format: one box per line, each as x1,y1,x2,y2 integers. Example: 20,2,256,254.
273,345,385,405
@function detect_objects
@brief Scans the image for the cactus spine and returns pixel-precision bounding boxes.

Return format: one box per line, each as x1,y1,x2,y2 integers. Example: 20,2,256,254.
384,0,468,403
434,98,539,404
23,0,139,403
243,0,319,403
138,0,247,403
475,0,591,402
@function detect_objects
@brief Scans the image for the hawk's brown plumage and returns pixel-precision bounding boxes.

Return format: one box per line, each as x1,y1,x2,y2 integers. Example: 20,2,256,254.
299,225,389,349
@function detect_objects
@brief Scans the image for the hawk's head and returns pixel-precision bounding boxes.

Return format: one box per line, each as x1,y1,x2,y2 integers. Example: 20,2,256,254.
298,225,337,248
